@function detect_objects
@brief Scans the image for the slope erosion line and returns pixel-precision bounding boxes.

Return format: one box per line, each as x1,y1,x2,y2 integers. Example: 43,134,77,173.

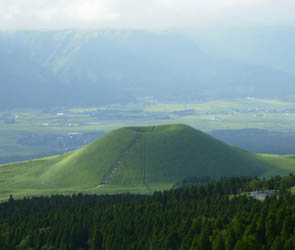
88,133,143,189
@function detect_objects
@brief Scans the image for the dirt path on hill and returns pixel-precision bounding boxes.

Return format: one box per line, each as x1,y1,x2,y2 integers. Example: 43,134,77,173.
87,133,142,189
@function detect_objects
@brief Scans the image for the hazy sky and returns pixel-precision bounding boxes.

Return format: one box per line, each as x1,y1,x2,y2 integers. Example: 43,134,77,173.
0,0,294,30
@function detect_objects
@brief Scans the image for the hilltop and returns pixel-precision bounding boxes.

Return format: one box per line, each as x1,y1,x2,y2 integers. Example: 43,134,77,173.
0,124,294,200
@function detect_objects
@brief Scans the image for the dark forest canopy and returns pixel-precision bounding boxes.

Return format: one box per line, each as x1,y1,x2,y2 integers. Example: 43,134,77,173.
1,175,295,250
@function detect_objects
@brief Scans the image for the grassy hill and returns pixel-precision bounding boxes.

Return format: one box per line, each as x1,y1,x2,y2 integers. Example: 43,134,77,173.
0,124,294,200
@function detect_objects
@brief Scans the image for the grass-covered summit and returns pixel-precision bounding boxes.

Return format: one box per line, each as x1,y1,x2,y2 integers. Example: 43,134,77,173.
0,124,294,199
36,124,269,187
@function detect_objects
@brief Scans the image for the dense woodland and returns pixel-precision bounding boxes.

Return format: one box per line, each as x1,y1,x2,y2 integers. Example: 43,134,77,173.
1,175,295,250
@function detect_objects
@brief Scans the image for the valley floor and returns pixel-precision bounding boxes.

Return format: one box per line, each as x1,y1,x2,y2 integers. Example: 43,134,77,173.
1,98,295,164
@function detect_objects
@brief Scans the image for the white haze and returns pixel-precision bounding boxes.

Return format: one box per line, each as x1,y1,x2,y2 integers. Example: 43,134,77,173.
0,0,295,30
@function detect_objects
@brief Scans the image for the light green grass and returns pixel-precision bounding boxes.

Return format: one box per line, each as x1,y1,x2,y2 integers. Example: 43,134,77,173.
0,184,172,202
144,98,294,113
0,124,281,201
257,154,295,177
1,98,295,200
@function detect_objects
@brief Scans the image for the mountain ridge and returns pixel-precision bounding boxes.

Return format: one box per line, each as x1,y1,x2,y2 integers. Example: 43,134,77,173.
1,30,295,109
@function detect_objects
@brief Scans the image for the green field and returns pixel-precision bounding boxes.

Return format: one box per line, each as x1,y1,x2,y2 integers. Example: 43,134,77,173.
258,154,295,177
1,98,295,163
1,124,295,201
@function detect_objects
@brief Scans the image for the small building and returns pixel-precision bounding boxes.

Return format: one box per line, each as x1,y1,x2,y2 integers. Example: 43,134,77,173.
250,190,276,201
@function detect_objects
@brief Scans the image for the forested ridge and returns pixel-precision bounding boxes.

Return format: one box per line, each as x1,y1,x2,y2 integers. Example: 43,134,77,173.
1,175,295,250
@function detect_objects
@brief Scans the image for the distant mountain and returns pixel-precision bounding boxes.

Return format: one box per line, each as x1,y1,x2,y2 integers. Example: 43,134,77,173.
0,40,65,108
1,30,295,109
211,129,295,155
2,123,292,199
189,26,295,76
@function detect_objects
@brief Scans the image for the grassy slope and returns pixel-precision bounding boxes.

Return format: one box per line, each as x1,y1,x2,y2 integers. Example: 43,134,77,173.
111,125,268,185
257,154,295,177
37,127,139,188
0,124,295,200
0,127,139,199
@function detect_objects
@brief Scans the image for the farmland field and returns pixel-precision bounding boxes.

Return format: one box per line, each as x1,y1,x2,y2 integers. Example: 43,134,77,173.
0,97,295,163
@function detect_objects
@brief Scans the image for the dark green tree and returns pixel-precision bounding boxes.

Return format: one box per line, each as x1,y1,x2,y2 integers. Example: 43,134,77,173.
88,226,103,250
164,231,181,250
212,233,225,250
225,228,236,250
271,236,283,250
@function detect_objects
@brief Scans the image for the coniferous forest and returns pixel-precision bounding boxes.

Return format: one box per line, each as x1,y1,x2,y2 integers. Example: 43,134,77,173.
1,175,295,250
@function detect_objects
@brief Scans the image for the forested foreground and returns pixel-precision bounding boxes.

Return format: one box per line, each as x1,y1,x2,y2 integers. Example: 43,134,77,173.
1,176,295,250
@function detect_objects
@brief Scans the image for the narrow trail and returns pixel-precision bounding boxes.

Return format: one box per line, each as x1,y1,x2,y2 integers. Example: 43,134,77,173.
143,130,152,193
87,133,142,189
142,135,146,185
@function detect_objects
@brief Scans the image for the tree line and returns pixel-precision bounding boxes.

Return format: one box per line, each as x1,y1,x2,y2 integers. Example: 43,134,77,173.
1,175,295,250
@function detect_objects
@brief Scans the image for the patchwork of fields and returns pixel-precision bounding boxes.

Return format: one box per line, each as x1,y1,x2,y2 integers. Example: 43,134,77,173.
1,98,295,163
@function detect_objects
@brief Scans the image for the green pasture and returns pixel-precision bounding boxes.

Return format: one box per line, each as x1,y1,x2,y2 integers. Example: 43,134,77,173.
1,124,295,201
0,98,295,201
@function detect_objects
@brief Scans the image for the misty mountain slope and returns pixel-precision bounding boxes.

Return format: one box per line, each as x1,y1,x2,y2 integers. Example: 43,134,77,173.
1,30,295,108
191,27,295,76
0,43,66,109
